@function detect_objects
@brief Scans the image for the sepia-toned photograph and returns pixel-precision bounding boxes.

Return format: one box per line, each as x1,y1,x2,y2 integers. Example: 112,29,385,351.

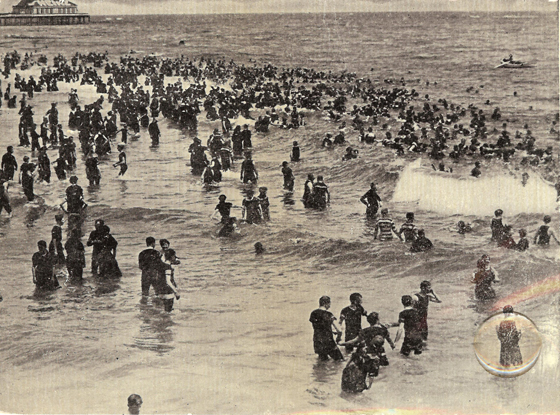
0,0,558,413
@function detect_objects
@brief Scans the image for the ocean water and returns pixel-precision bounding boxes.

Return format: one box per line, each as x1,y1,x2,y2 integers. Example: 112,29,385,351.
0,12,558,414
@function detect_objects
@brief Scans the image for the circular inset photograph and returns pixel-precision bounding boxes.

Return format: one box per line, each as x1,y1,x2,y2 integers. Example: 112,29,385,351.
473,307,542,377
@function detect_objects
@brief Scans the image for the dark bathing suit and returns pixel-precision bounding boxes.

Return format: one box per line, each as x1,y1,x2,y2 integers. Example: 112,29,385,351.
398,308,422,356
414,293,430,340
340,305,366,351
309,308,343,361
535,225,550,245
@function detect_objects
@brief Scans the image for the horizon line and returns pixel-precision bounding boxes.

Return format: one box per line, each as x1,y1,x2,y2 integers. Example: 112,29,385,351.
88,10,557,16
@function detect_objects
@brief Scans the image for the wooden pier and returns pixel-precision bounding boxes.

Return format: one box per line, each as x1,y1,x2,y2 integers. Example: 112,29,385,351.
0,0,89,26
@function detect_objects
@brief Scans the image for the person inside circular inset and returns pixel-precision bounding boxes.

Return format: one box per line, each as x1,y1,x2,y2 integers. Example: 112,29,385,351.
473,306,541,377
496,305,523,367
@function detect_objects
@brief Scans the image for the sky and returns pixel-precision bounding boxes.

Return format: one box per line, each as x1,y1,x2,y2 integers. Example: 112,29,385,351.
0,0,557,16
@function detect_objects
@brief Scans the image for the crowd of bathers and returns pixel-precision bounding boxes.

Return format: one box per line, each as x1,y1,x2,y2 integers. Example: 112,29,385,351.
0,49,557,200
0,50,558,322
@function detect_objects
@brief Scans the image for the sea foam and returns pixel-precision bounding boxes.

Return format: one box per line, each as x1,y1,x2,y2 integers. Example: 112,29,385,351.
392,159,557,216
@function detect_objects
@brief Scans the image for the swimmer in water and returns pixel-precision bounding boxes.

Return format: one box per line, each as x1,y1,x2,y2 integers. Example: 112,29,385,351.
363,335,388,370
498,225,516,249
148,118,160,146
472,254,500,300
413,281,441,341
117,124,128,144
360,182,382,219
496,305,523,367
257,187,270,221
457,220,472,234
339,312,396,358
240,153,258,184
218,217,238,237
399,212,418,242
20,156,36,202
65,229,85,283
138,236,166,296
340,344,377,393
373,208,402,241
127,394,142,415
212,194,233,224
49,221,65,269
85,154,101,186
409,229,433,253
1,146,18,181
241,124,252,149
159,239,181,265
156,247,180,312
309,296,344,361
113,144,128,176
471,161,481,178
254,242,265,254
534,215,560,246
290,141,301,162
491,209,505,243
303,174,315,208
394,295,422,356
62,176,84,215
342,147,358,161
338,293,367,353
0,172,12,217
312,175,330,209
514,229,529,251
242,190,262,224
32,240,60,291
322,133,333,148
281,161,295,192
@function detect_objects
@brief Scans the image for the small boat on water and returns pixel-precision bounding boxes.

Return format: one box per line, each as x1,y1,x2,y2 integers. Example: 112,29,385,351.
495,60,534,69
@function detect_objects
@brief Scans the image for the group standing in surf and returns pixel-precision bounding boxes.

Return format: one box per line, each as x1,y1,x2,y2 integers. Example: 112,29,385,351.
310,281,441,393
